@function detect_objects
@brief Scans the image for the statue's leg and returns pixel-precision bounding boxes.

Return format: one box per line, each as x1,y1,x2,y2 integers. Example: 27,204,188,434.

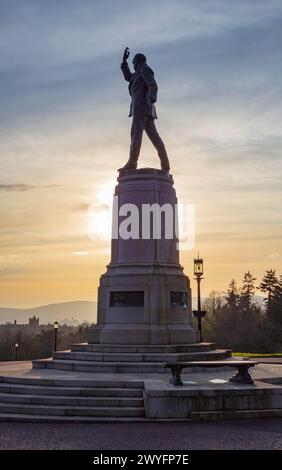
123,115,145,169
145,118,170,171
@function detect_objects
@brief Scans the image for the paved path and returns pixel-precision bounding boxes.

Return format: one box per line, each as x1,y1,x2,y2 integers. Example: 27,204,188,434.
0,419,282,450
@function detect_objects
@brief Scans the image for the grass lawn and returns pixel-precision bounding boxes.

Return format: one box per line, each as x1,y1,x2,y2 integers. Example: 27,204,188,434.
233,352,282,358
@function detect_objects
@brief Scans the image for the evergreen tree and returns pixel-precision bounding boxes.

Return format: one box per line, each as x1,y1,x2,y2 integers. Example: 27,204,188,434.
225,279,240,310
269,274,282,324
240,271,257,312
259,269,279,312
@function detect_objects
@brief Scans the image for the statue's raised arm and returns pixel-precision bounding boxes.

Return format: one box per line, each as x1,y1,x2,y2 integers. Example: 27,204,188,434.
122,47,130,63
121,47,133,83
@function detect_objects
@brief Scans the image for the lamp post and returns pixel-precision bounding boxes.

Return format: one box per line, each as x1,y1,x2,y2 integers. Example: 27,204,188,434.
14,343,19,361
193,254,206,342
54,321,59,352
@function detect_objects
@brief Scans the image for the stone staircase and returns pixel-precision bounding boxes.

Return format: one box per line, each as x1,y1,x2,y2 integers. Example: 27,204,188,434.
0,376,145,423
0,343,232,422
32,342,232,373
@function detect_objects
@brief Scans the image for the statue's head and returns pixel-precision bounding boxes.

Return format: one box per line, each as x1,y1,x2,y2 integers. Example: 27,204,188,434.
133,53,146,71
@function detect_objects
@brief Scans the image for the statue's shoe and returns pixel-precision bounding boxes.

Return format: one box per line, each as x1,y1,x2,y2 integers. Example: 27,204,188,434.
161,164,170,172
119,161,137,170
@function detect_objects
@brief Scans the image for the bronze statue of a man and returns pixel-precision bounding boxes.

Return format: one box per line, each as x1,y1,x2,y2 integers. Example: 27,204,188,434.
120,47,170,172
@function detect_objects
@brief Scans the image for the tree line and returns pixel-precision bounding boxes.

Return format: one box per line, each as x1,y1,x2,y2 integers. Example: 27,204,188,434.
202,270,282,352
0,324,90,361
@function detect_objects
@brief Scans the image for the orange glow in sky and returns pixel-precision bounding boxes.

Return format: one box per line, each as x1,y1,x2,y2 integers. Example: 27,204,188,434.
0,1,281,309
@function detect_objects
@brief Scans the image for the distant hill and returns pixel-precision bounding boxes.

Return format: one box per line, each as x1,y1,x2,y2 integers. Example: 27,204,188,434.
0,295,264,326
0,301,97,326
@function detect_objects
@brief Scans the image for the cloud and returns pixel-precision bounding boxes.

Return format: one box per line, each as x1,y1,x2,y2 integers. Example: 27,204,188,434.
0,254,30,276
1,0,281,70
0,184,35,192
1,1,282,127
0,184,61,191
0,1,281,305
269,252,281,260
73,202,91,212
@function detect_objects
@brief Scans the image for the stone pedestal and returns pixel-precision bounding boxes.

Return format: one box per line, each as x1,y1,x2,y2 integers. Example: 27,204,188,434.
88,168,198,345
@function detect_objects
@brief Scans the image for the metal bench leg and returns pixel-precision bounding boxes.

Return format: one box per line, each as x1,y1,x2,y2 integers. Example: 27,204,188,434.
169,366,183,386
229,365,254,385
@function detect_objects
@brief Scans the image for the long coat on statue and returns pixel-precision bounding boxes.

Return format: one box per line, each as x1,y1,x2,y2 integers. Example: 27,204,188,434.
120,61,158,119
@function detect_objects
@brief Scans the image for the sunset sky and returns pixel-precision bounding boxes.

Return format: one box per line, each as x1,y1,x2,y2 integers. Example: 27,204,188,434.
0,0,282,308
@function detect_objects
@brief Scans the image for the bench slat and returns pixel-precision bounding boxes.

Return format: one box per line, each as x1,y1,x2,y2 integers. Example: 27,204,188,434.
164,361,257,367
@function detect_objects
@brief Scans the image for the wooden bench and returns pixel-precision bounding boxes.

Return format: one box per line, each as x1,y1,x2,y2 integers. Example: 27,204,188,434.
164,360,257,386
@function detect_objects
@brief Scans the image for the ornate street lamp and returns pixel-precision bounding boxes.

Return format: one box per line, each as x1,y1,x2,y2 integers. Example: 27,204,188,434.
193,254,206,342
14,343,19,361
194,256,204,277
54,321,59,352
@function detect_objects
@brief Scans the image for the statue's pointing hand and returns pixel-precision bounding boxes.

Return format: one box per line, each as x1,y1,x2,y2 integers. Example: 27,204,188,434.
123,47,130,63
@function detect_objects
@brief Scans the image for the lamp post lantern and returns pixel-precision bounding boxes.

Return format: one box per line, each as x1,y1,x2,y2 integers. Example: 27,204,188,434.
193,254,206,342
14,343,19,361
54,321,59,352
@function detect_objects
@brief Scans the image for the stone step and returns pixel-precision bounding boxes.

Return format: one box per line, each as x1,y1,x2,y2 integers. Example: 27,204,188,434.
0,393,143,407
71,342,216,354
33,359,166,373
0,403,145,417
1,408,282,423
191,409,282,421
0,413,152,423
0,383,142,397
53,350,230,363
0,375,144,389
33,350,231,373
